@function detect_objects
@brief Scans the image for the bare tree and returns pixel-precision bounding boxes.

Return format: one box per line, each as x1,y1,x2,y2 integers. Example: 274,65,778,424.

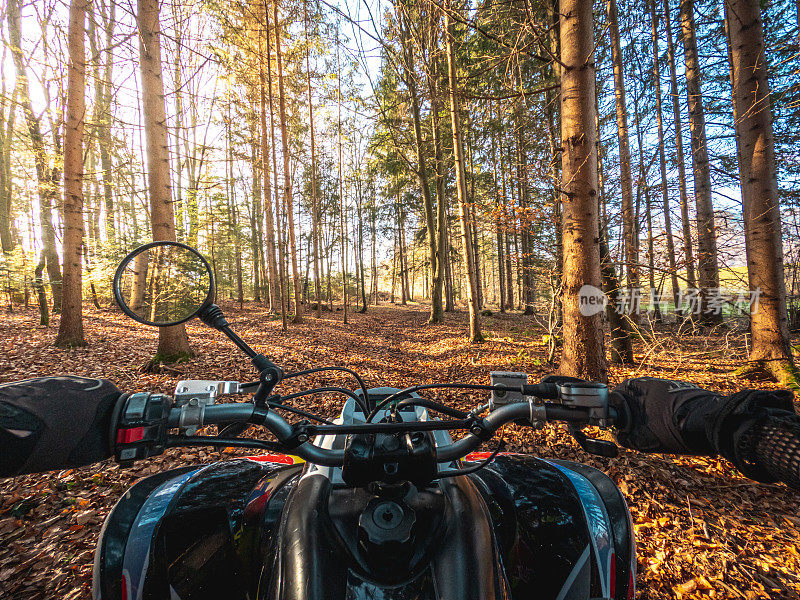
445,0,482,343
663,0,697,293
398,4,440,324
304,0,322,318
7,0,62,311
606,0,639,310
725,0,797,385
425,10,448,318
274,0,303,323
337,33,347,323
55,0,88,348
93,0,115,243
559,0,606,381
649,0,680,311
138,0,192,360
259,0,280,312
0,50,17,253
680,0,720,322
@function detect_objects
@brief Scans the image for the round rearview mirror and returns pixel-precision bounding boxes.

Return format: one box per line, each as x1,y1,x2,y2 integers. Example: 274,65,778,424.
113,241,214,327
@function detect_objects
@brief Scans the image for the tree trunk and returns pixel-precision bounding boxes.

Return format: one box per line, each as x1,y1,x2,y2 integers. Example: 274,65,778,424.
471,204,483,309
663,0,697,291
444,207,455,311
55,0,88,348
491,118,506,313
601,231,635,364
445,2,482,342
326,213,333,311
34,252,49,326
138,0,191,360
514,118,534,315
426,12,447,321
226,105,243,309
337,43,348,323
305,0,322,318
371,202,378,304
598,93,635,363
468,125,483,311
8,0,62,311
606,0,639,314
0,79,17,253
249,116,263,302
497,110,514,311
274,1,302,323
650,0,681,312
260,4,280,312
559,0,606,381
400,6,440,324
680,0,720,323
398,206,408,305
96,0,115,242
547,0,563,316
267,12,287,331
644,185,659,320
356,179,367,312
725,0,796,384
391,221,397,304
632,77,657,322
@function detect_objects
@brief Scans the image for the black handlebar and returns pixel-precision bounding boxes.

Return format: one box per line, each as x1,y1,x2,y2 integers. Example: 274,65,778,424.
169,394,602,467
522,383,560,399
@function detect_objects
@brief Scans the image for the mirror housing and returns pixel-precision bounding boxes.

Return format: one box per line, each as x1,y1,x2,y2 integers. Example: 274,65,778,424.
113,241,215,327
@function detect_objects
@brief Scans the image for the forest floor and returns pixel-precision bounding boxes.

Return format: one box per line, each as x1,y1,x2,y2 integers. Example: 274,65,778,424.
1,301,799,599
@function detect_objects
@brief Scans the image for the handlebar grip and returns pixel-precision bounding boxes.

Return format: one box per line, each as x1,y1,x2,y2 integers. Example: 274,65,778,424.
750,416,800,490
167,403,256,428
522,383,559,399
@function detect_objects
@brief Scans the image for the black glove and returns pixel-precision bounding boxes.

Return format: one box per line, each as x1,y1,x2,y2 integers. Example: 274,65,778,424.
610,377,798,486
0,376,125,477
610,377,726,455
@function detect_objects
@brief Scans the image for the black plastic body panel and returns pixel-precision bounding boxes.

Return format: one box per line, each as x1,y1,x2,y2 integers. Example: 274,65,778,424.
92,465,197,600
93,454,634,600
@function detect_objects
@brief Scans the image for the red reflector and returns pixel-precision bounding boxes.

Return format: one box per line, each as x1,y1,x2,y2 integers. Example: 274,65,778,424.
244,453,297,465
463,451,512,462
116,427,144,444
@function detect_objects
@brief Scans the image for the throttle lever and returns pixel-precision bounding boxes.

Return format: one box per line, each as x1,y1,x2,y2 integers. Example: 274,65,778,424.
569,426,619,458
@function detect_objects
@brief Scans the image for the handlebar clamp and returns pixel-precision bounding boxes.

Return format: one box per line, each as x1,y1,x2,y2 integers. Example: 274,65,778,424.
282,421,312,450
468,417,494,442
490,372,527,409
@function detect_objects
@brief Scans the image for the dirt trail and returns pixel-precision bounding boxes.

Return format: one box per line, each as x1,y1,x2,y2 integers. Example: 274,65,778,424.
1,303,798,598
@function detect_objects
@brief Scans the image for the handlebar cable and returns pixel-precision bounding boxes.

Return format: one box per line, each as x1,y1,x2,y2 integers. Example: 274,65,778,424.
268,401,335,425
368,384,511,422
433,438,507,480
166,435,284,451
303,418,472,435
280,386,369,414
283,367,370,408
392,397,470,419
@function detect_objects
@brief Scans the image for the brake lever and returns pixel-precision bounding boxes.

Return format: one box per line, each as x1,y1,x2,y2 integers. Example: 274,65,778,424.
568,425,619,458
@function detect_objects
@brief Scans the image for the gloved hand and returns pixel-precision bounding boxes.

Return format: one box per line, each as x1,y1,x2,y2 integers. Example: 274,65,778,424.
610,377,799,487
0,376,125,477
609,377,725,455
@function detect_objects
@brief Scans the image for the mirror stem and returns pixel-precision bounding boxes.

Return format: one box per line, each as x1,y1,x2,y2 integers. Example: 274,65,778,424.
199,304,284,398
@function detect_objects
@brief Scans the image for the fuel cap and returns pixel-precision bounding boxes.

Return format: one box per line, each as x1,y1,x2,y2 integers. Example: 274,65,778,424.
358,498,416,548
